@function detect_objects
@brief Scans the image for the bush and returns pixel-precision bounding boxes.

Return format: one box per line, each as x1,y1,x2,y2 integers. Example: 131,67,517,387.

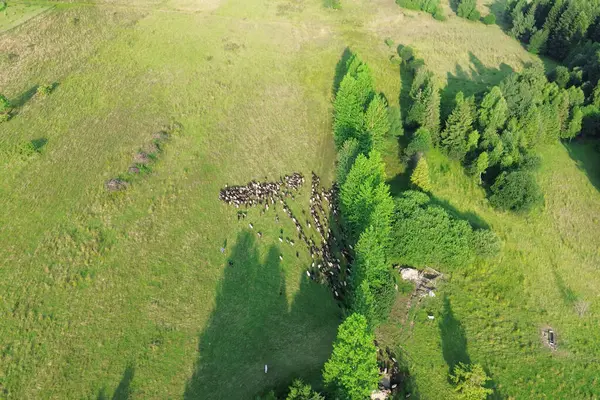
468,9,480,21
482,14,496,25
0,2,6,12
323,0,341,9
37,84,53,97
489,170,543,213
451,363,493,400
286,380,324,400
391,191,500,269
433,6,446,21
396,0,442,19
398,46,415,64
384,38,394,47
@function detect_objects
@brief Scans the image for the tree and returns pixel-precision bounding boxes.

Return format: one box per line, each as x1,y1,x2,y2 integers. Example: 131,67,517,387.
450,363,493,400
405,127,432,158
352,226,395,325
333,74,365,148
489,170,543,213
478,86,508,131
323,313,380,400
336,138,361,186
340,151,389,240
472,151,488,183
365,94,391,147
286,380,324,400
407,71,441,137
482,14,496,25
441,92,477,160
527,29,548,54
411,156,432,192
552,66,570,89
563,106,583,139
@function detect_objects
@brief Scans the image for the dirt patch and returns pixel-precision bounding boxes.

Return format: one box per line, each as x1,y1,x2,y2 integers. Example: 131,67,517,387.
134,151,151,164
105,178,128,191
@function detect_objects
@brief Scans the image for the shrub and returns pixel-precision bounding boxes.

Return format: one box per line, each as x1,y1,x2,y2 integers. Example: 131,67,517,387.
396,0,442,19
384,38,394,47
489,170,543,213
391,191,500,269
482,14,496,25
286,380,324,400
398,46,415,64
457,0,478,20
322,313,380,400
323,0,341,9
0,93,11,123
37,84,53,97
451,363,493,400
0,2,6,12
433,5,446,21
468,9,480,21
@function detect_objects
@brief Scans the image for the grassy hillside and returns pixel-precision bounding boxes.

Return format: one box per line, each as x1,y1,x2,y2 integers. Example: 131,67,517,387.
0,0,598,398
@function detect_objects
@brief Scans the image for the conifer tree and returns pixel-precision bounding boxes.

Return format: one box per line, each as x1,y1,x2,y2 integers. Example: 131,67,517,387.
411,156,432,192
365,94,391,147
322,314,380,400
441,92,477,160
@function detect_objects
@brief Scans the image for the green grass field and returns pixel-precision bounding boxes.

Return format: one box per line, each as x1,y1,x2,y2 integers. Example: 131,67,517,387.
1,0,599,398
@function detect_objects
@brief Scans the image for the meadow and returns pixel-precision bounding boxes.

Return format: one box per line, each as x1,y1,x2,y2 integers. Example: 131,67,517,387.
0,0,599,398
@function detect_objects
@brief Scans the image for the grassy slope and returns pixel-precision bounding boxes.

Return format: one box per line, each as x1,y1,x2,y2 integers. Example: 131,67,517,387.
1,0,599,398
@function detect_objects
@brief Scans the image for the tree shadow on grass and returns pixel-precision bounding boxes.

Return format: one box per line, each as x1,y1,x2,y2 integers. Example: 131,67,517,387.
488,0,510,30
332,47,354,98
97,364,135,400
564,139,600,193
442,53,515,120
184,230,340,400
429,195,490,230
439,297,470,375
551,265,578,307
11,85,38,108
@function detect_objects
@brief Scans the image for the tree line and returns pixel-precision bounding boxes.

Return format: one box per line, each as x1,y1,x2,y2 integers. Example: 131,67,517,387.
506,0,600,138
259,51,500,400
400,44,590,212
